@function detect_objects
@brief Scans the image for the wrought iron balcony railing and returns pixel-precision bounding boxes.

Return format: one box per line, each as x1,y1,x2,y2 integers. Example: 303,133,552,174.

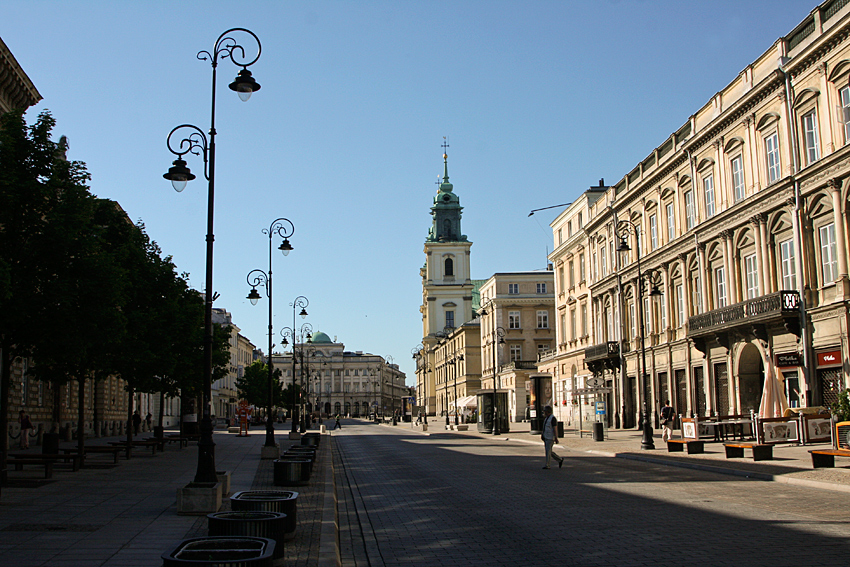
688,290,800,336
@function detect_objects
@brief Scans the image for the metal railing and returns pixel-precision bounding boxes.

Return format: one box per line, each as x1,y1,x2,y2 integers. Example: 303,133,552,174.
688,290,800,334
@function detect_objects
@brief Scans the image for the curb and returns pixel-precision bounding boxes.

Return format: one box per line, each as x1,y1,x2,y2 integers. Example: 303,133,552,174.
318,435,341,567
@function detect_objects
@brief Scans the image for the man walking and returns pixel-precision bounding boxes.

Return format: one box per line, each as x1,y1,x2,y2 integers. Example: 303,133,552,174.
541,405,564,469
660,400,675,442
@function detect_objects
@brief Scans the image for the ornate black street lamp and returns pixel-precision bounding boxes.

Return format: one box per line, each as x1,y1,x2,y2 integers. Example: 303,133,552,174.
163,28,262,484
616,220,662,450
478,297,505,435
280,298,309,437
453,353,464,426
245,218,294,450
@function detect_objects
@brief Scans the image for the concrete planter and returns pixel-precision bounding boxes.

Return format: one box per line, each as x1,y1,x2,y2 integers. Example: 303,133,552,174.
216,471,231,496
207,512,286,559
162,536,274,566
273,459,309,486
177,482,222,515
230,491,298,537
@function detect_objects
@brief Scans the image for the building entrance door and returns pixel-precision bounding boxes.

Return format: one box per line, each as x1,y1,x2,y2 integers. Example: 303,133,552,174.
738,343,763,414
714,363,729,415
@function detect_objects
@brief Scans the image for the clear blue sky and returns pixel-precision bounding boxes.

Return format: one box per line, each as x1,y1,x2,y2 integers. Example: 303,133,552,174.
4,0,815,384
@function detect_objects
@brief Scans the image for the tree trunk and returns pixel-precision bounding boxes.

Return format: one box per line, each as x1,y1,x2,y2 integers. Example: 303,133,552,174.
77,375,86,464
125,385,134,459
158,390,165,428
0,338,11,481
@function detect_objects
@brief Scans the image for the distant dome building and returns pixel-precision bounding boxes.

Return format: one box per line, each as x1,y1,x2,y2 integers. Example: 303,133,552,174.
271,332,407,419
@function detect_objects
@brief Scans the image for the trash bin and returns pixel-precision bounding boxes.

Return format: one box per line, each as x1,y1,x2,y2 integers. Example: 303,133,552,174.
592,421,604,441
557,422,564,438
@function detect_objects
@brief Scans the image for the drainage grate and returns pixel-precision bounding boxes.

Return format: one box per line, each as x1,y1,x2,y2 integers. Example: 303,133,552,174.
3,523,102,532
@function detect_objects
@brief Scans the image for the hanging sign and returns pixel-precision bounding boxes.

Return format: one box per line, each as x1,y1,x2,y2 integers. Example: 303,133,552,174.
817,350,842,367
775,353,801,367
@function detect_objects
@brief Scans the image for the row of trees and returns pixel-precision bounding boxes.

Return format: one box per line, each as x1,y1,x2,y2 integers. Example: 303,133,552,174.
0,110,229,463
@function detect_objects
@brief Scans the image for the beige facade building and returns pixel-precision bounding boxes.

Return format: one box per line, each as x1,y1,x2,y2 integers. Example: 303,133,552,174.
542,0,850,431
538,183,606,426
479,272,555,422
433,318,482,421
273,332,406,418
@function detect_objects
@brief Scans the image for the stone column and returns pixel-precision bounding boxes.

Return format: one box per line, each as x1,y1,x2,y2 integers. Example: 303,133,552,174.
831,178,849,295
751,215,765,297
698,243,708,312
679,254,692,319
758,214,773,294
745,115,760,193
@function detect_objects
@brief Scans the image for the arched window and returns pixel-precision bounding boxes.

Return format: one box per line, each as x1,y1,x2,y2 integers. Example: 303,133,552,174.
445,257,454,276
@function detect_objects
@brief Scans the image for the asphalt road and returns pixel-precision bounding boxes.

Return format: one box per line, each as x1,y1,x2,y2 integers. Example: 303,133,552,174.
332,420,850,567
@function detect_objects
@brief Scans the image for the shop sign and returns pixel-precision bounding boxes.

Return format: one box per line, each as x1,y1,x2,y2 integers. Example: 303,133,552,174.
817,350,843,367
776,353,801,367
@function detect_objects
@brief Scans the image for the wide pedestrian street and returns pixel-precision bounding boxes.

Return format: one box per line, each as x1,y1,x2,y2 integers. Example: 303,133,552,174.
334,421,850,567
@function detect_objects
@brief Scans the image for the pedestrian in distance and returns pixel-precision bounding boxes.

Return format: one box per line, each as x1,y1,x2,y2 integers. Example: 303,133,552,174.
18,409,33,449
132,410,142,436
333,414,342,430
145,412,152,431
660,400,675,443
540,405,564,469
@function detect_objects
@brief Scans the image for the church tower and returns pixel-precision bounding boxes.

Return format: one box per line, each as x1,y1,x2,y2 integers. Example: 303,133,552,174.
421,145,474,337
417,144,474,416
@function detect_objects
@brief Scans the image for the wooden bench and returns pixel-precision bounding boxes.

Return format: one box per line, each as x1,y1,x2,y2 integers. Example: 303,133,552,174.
62,446,123,464
8,452,82,475
724,442,773,461
109,440,159,456
666,439,705,454
809,449,850,468
9,457,53,478
163,435,190,448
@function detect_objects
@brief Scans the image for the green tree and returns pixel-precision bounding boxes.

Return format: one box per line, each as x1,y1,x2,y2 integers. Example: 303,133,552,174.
0,110,97,460
236,360,284,410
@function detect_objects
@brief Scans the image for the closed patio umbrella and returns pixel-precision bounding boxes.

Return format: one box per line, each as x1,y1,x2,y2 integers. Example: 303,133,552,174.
758,362,789,419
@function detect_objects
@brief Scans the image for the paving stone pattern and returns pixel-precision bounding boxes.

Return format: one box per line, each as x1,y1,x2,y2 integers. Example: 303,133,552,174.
333,421,850,567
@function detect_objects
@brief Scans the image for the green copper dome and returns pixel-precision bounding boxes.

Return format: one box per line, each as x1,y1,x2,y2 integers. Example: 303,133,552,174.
310,331,333,344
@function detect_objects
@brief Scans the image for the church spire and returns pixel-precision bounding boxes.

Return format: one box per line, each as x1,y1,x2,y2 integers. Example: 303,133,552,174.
427,137,466,243
441,136,450,187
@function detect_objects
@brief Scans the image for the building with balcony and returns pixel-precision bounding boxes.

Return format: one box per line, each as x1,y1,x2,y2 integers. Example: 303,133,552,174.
568,0,850,429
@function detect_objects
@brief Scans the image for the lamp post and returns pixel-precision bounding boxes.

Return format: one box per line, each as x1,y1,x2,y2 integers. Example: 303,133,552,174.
453,353,464,426
385,355,395,423
280,297,309,437
616,221,661,450
245,218,294,451
478,297,505,436
163,28,262,485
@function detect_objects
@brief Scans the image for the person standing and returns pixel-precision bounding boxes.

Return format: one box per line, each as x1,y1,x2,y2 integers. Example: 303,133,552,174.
660,400,675,442
18,410,33,449
132,410,142,436
540,406,564,469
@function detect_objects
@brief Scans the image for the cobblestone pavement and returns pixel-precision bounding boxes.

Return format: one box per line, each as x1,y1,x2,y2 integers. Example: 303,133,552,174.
333,420,850,567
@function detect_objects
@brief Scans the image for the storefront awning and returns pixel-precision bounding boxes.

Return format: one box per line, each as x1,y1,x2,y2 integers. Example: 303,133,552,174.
455,395,477,408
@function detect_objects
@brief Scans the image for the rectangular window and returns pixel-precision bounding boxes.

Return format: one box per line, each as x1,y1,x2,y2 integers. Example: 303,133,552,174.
508,283,519,294
765,132,781,183
558,266,564,291
592,251,598,280
445,310,454,329
841,86,850,144
685,190,695,229
536,283,547,294
558,228,563,245
703,174,715,218
560,313,566,344
693,276,703,314
578,212,583,228
780,238,797,290
599,244,607,278
666,202,675,242
644,296,651,334
567,221,573,237
745,254,760,299
509,311,521,329
731,155,745,202
820,223,838,284
650,214,658,250
568,260,574,288
510,344,522,362
570,308,577,340
537,310,549,329
660,293,667,330
676,283,685,326
581,302,587,336
715,267,727,308
628,302,636,339
579,253,586,282
802,110,820,165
